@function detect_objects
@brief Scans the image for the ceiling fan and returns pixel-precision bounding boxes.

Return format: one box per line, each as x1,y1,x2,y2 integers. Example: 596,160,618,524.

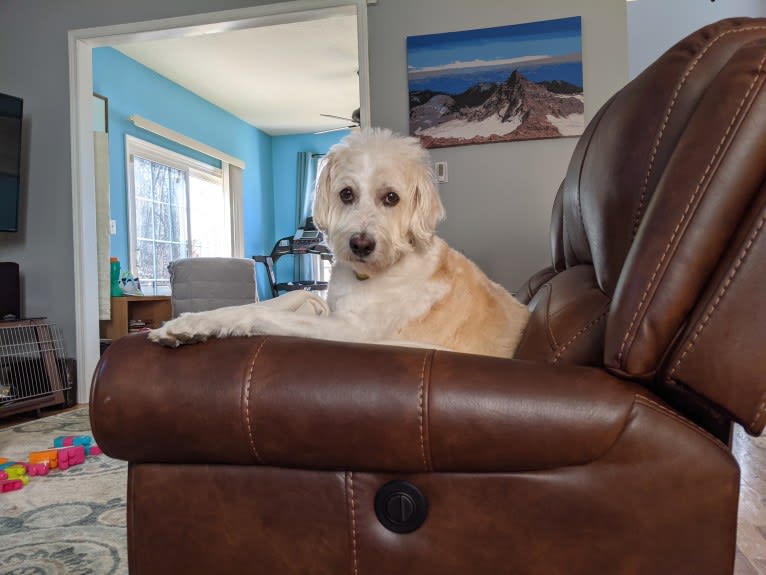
316,108,361,134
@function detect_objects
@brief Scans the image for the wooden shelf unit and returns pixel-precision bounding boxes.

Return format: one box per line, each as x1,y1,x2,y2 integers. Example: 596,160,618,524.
100,296,172,340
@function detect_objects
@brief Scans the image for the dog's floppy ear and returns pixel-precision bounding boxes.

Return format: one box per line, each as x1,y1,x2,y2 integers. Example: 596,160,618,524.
312,154,334,231
409,154,445,247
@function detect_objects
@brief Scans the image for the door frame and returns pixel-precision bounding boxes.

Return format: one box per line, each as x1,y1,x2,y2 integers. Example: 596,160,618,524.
68,0,371,402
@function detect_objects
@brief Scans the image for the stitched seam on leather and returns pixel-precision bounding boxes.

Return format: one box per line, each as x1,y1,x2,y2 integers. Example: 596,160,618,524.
668,210,766,382
418,350,435,472
617,50,766,367
244,337,269,464
539,283,558,351
551,309,608,365
635,395,729,454
346,471,359,575
631,25,766,237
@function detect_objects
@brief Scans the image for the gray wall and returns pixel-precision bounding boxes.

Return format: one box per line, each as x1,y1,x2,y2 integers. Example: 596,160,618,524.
367,0,628,293
628,0,766,80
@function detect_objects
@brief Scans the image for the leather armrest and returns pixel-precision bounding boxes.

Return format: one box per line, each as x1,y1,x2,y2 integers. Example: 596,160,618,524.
91,334,649,473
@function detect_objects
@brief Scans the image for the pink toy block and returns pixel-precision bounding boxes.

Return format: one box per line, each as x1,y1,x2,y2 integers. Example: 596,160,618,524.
90,445,102,457
27,462,49,476
58,445,85,471
0,479,23,493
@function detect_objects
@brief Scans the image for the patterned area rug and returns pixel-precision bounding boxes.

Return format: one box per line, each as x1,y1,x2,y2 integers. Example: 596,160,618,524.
0,407,127,574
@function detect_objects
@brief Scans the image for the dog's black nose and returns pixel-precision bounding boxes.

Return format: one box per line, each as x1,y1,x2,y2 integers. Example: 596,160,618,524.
349,233,376,257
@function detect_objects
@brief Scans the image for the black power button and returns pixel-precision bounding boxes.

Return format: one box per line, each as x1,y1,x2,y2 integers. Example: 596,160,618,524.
374,480,428,533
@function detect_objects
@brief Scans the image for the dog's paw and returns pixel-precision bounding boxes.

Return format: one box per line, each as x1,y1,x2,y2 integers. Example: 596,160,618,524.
147,314,211,347
147,326,181,347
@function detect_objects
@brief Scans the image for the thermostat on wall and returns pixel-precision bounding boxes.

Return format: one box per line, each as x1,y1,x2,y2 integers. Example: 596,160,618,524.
435,161,448,183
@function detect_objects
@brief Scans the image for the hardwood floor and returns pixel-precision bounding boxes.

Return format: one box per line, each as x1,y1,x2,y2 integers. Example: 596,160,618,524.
0,403,85,430
733,425,766,574
2,405,764,572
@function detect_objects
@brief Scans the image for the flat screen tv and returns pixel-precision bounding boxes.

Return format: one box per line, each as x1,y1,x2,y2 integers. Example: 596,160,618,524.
0,93,22,232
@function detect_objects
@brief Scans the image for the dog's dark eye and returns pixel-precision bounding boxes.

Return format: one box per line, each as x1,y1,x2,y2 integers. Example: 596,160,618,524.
383,191,400,206
339,187,354,204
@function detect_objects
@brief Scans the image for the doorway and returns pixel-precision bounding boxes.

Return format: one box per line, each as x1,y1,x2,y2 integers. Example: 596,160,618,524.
69,0,371,403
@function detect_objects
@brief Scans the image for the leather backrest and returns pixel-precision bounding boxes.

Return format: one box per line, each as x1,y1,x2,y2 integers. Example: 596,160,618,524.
518,18,766,434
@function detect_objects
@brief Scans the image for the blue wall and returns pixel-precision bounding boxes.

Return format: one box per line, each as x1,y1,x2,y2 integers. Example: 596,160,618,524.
93,47,274,297
94,47,349,299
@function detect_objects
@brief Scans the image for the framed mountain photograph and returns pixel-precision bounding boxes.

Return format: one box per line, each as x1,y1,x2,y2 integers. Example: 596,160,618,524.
407,16,584,149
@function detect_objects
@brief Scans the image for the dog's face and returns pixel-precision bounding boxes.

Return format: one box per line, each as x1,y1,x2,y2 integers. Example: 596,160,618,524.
313,129,445,277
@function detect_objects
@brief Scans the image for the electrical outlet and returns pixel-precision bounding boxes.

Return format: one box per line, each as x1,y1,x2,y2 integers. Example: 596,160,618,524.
109,219,117,235
435,161,448,183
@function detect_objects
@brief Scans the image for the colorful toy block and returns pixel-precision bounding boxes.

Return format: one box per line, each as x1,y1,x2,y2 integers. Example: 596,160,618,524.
53,435,101,456
0,479,23,493
27,462,49,476
29,449,59,470
0,462,27,479
54,435,92,448
57,445,85,471
0,435,102,494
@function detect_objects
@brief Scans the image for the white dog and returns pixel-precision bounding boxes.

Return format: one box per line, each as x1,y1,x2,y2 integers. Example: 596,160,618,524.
149,128,529,358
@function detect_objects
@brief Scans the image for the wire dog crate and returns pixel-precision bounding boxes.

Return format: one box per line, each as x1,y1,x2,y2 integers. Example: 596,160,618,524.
0,319,72,418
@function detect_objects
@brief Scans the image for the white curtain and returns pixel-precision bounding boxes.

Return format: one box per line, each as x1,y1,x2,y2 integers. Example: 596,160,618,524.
228,163,244,258
94,132,111,320
295,152,323,281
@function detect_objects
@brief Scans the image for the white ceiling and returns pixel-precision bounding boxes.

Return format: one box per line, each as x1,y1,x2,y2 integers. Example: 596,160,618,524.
115,12,360,136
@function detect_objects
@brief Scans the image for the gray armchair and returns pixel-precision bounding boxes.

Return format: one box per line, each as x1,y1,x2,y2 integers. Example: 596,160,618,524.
168,257,258,317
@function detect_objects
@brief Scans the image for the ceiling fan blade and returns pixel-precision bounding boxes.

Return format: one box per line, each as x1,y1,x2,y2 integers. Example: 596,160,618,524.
314,124,357,135
320,113,356,123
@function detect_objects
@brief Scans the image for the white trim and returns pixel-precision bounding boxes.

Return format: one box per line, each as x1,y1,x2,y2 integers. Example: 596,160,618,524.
69,0,370,404
126,134,223,177
69,30,101,405
356,3,372,129
129,115,245,169
73,2,360,46
226,164,246,258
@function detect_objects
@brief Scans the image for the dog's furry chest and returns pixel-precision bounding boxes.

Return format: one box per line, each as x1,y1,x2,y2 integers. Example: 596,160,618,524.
327,261,449,338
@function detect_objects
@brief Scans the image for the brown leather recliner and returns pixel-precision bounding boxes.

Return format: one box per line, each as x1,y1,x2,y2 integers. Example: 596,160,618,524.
90,18,766,575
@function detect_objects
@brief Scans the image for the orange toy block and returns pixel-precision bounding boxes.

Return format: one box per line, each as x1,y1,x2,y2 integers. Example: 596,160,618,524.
29,449,58,470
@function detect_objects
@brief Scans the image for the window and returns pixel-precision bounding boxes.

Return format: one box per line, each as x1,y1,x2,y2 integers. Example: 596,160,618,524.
126,136,235,295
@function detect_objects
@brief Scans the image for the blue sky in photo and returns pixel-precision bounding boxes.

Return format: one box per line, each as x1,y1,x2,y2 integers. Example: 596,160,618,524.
408,17,581,71
407,16,583,95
